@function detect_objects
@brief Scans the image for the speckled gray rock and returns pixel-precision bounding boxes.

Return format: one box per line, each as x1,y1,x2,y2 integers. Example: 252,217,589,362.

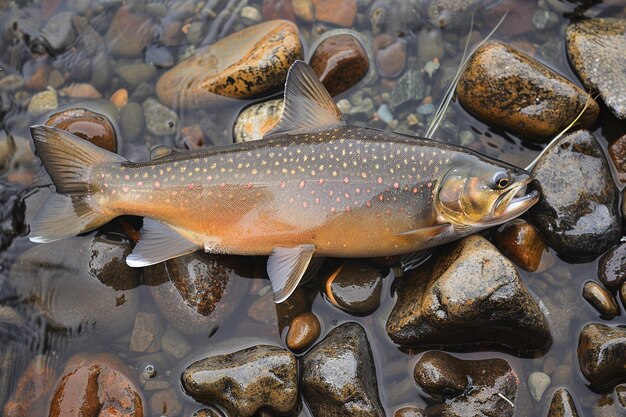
529,130,621,260
387,235,551,355
598,242,626,290
567,18,626,119
578,323,626,390
427,0,482,29
389,70,425,110
142,98,179,136
592,384,626,417
182,345,298,416
547,388,580,417
40,12,76,52
301,322,385,417
7,233,140,344
413,351,520,417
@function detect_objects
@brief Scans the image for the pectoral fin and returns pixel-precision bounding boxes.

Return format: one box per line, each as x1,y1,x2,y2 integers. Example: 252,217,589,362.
126,219,202,267
397,223,452,240
267,244,316,303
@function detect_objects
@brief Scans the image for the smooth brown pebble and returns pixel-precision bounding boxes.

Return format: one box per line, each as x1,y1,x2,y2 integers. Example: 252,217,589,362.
583,281,620,319
292,0,314,21
110,88,129,108
493,219,546,272
263,0,296,21
394,406,426,417
372,34,406,78
312,0,356,27
61,83,102,99
286,312,320,351
45,108,117,153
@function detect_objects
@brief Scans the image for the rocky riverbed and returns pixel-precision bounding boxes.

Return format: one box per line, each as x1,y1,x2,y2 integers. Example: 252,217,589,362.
0,0,625,416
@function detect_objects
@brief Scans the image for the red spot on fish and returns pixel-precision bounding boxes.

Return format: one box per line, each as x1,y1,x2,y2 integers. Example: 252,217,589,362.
280,181,286,189
394,182,399,189
154,181,161,189
137,181,143,186
303,201,308,208
172,191,178,196
355,188,361,194
299,180,305,189
427,182,432,188
124,175,130,181
246,182,253,188
188,183,195,190
122,186,129,193
377,177,382,184
220,183,226,188
413,187,418,193
345,193,350,199
315,197,320,204
366,201,372,207
379,195,384,201
343,177,349,184
331,207,336,213
207,175,213,181
345,206,351,212
319,178,325,185
336,197,341,203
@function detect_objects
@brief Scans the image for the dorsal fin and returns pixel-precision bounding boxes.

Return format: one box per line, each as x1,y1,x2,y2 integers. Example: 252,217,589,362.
264,61,346,138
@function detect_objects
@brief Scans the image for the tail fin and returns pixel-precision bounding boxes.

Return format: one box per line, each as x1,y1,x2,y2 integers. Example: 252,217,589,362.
29,125,126,243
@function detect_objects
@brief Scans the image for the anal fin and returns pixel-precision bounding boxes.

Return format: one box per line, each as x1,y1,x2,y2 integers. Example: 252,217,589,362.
126,219,201,267
267,244,316,303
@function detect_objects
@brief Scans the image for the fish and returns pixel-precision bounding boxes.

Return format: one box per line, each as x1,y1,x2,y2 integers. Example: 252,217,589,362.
28,61,539,303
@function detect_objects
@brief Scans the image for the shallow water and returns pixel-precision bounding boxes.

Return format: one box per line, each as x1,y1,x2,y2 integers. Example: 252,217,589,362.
1,0,625,415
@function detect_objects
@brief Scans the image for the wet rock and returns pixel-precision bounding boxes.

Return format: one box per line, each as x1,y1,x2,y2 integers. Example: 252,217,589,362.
286,311,320,351
456,41,598,142
492,219,546,272
394,407,426,417
301,322,385,417
143,98,179,136
46,107,118,153
578,323,626,390
262,0,295,21
389,70,425,110
48,353,144,417
529,371,551,401
23,60,51,91
369,0,427,37
373,34,406,78
311,0,357,27
149,388,182,416
27,89,58,115
428,0,482,29
592,384,626,417
583,281,620,320
547,388,581,417
233,98,284,142
386,235,551,355
161,326,192,359
598,241,626,290
105,6,155,57
8,233,140,344
182,345,298,416
110,88,128,108
3,356,57,417
115,63,157,88
40,11,76,52
324,260,383,315
292,0,314,21
156,20,302,108
120,102,144,142
60,83,102,99
529,130,621,259
144,252,250,335
413,351,519,417
609,134,626,183
145,45,174,69
130,312,163,353
566,18,626,119
309,33,369,96
622,283,626,310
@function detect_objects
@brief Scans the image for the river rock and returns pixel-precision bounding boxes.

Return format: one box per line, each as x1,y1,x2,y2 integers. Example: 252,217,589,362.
286,311,320,351
48,353,144,417
578,323,626,390
311,0,357,27
608,134,626,183
547,388,581,417
144,252,250,335
40,11,76,52
301,322,385,417
583,281,621,320
120,102,144,142
130,312,163,353
529,130,621,259
156,20,302,108
428,0,483,29
369,0,427,37
529,371,551,401
373,34,406,78
182,345,298,416
3,355,57,417
115,63,157,88
386,235,551,355
492,219,547,272
233,98,284,142
389,69,425,110
7,233,140,344
262,0,295,21
598,241,626,290
394,407,425,417
566,18,626,119
324,260,383,315
105,6,155,57
413,351,519,417
456,41,598,142
592,384,626,417
143,97,179,136
45,107,117,153
27,89,58,115
309,33,369,96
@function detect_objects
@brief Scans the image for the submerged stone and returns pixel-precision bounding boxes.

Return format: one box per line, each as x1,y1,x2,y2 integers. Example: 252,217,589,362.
386,235,551,355
566,18,626,119
598,241,626,290
529,130,621,260
45,107,117,153
547,388,581,417
578,323,626,390
156,20,302,108
456,41,598,142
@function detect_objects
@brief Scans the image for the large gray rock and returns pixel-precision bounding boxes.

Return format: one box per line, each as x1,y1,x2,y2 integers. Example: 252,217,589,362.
301,322,385,417
567,18,626,119
578,323,626,390
182,344,298,417
529,130,621,260
386,235,551,356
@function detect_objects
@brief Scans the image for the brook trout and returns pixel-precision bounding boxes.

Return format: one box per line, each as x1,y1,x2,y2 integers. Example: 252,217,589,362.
29,61,539,302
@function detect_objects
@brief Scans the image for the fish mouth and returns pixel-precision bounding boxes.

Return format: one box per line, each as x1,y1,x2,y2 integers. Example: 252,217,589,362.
489,177,540,224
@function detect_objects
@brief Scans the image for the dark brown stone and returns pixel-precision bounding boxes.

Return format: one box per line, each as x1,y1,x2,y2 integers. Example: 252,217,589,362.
492,219,546,272
46,107,118,153
608,134,626,183
456,41,598,142
3,356,57,417
311,0,357,27
105,6,155,57
583,281,621,320
372,34,406,78
286,311,320,351
309,34,369,96
599,241,626,290
325,259,383,315
262,0,295,21
578,323,626,390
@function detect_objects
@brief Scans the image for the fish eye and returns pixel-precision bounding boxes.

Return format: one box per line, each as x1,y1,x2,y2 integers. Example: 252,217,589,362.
494,172,510,189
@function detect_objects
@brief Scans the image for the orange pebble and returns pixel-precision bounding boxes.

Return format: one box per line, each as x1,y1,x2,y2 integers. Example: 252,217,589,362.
110,88,128,108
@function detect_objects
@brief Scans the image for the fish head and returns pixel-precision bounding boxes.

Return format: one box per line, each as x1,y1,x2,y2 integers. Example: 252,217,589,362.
435,158,539,229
